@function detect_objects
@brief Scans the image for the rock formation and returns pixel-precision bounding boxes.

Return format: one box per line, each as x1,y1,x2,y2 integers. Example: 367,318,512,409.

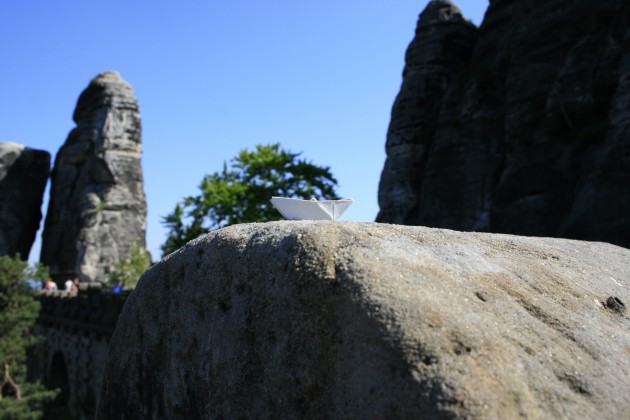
41,71,147,285
377,0,630,249
0,142,50,259
98,222,629,418
377,0,477,224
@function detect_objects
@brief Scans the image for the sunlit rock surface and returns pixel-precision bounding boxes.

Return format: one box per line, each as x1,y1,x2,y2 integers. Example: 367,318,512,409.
98,222,629,418
41,71,147,284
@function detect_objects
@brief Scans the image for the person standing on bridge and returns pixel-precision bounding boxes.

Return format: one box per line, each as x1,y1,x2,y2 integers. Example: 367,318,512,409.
44,279,57,291
71,277,79,293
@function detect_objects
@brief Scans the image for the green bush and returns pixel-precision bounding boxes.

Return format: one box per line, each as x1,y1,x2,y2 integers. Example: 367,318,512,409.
108,244,152,290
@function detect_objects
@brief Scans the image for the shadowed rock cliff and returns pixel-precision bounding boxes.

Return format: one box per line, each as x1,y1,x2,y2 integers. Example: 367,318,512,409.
0,142,50,259
98,222,629,419
378,0,477,224
378,0,630,248
41,71,147,285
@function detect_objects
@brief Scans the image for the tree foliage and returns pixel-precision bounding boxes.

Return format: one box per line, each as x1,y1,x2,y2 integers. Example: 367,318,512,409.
108,244,152,290
0,255,57,419
162,143,339,255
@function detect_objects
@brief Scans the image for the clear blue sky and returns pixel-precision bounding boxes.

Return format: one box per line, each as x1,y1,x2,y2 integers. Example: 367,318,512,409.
1,1,488,262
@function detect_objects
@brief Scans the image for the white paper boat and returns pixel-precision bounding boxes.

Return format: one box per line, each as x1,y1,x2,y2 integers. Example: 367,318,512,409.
270,197,353,221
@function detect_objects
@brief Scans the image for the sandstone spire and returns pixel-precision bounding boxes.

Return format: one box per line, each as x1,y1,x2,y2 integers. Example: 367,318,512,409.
41,71,147,285
377,0,630,248
0,142,50,259
377,0,477,223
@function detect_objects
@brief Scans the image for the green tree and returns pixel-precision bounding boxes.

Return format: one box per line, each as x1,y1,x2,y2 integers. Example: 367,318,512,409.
162,143,339,255
0,255,57,419
108,244,152,290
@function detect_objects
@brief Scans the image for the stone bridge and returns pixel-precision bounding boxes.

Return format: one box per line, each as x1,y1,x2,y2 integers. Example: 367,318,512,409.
32,290,129,419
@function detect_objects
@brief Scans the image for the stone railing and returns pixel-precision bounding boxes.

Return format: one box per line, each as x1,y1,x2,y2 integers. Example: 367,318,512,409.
37,290,130,336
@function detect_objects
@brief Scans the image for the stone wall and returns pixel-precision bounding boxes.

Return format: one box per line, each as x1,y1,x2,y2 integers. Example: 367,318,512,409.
33,291,129,419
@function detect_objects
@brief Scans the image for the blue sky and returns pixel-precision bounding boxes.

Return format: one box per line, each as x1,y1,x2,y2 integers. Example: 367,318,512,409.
1,1,488,262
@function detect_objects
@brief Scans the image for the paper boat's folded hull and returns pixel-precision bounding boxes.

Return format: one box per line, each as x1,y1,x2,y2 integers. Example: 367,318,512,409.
270,197,353,221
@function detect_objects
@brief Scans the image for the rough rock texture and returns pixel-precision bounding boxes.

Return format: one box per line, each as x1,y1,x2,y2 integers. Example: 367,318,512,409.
377,0,477,224
41,72,147,285
377,0,630,249
98,222,629,419
0,142,50,259
33,292,130,419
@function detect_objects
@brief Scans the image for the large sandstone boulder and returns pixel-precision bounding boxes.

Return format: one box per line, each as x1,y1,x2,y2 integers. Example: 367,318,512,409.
40,71,147,285
377,0,630,248
98,222,629,419
0,142,50,259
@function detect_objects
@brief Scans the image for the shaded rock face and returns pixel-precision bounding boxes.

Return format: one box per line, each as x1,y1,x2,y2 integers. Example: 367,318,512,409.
98,222,629,419
0,142,50,259
41,72,147,284
377,0,478,224
377,0,630,248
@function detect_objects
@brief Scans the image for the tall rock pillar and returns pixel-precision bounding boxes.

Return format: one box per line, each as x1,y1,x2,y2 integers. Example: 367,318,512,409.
41,72,147,285
377,0,477,223
0,142,50,259
377,0,630,248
